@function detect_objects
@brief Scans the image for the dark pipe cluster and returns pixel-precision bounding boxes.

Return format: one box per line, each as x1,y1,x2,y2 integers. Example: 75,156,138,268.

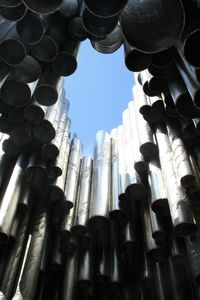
0,0,200,300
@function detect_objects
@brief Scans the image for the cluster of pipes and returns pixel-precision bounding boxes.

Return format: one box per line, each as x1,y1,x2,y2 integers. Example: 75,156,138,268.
0,0,200,300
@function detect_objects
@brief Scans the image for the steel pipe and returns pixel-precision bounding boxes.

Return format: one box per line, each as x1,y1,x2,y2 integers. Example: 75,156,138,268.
68,17,88,42
31,34,58,62
0,152,27,241
7,107,24,125
0,2,27,21
180,119,199,141
77,244,93,289
24,100,47,125
2,138,22,156
0,0,21,7
34,66,63,106
88,130,111,230
138,70,158,97
10,122,31,146
72,156,92,237
25,152,47,187
149,207,167,242
124,41,152,72
59,0,78,18
120,0,185,53
91,25,123,54
22,0,64,13
85,0,127,17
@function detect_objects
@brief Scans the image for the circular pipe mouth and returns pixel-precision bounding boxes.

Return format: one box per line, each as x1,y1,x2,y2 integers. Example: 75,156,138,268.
52,52,77,76
82,8,118,38
0,3,27,21
24,105,45,124
48,185,64,202
152,48,174,68
10,129,31,145
147,247,169,262
48,166,62,180
174,222,197,237
0,39,26,66
34,84,58,106
125,50,152,72
32,35,58,62
85,0,127,18
32,120,56,143
11,55,41,83
151,199,170,216
16,13,44,45
2,139,22,156
69,17,88,42
184,29,200,68
1,78,31,107
176,93,200,119
22,0,64,13
42,143,59,160
0,0,21,7
109,209,126,222
87,215,110,230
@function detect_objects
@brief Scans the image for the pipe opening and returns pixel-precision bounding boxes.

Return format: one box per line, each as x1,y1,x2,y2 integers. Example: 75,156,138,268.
0,39,26,65
184,29,200,68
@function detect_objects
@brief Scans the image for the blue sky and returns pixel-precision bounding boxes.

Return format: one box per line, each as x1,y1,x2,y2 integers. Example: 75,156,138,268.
64,39,134,156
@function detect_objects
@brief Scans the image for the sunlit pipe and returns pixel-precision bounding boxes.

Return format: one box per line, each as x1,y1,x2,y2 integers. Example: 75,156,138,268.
2,138,22,156
47,118,71,181
22,0,64,13
166,118,195,188
124,41,152,72
13,203,47,300
155,123,197,237
31,34,58,62
0,207,30,299
0,152,27,241
122,109,146,201
88,130,111,230
91,24,123,54
109,128,125,221
11,55,41,83
82,8,118,39
128,95,148,174
52,40,80,77
0,24,26,66
0,2,26,21
24,100,47,125
34,65,63,106
0,148,15,192
8,107,25,125
42,98,69,160
72,156,92,237
26,152,47,187
148,158,169,216
1,74,36,107
68,17,88,42
61,250,78,300
77,244,93,289
167,66,200,119
175,48,200,109
59,0,78,18
120,0,185,53
141,204,169,262
85,0,127,18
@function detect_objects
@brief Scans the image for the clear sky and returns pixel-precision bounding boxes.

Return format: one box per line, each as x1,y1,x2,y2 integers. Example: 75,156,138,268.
64,39,134,156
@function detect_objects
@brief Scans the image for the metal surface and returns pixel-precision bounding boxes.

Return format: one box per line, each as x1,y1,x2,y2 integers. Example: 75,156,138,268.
22,0,64,13
84,0,127,17
59,0,78,18
26,152,47,187
68,17,88,42
31,34,58,62
0,3,27,21
121,0,185,53
88,130,111,229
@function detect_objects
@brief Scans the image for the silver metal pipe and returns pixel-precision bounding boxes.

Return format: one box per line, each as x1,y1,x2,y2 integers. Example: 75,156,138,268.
72,156,93,237
61,137,82,211
88,130,111,230
0,152,28,241
155,123,197,236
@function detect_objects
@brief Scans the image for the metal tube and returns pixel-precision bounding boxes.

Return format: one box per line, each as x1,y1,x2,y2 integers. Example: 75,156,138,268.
52,40,80,77
59,0,79,18
149,207,167,242
10,122,32,146
11,55,41,83
72,156,93,236
84,0,127,17
31,34,58,62
109,128,125,221
61,137,82,210
0,152,28,241
22,0,64,13
151,48,174,69
24,100,47,125
91,24,123,54
26,152,47,188
0,2,27,21
166,118,195,188
138,70,158,97
180,119,198,141
8,107,25,125
155,123,197,236
68,17,88,42
82,8,118,39
0,116,13,134
33,65,63,106
124,41,152,72
88,130,111,230
0,0,21,7
120,0,185,53
2,138,22,156
147,94,165,124
148,158,169,216
50,234,63,271
77,244,93,289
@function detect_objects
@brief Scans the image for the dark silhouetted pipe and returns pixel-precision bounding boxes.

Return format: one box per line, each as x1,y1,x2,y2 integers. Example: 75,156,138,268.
11,55,41,83
2,137,22,156
84,0,127,18
124,41,152,72
68,17,88,42
91,25,123,54
59,0,78,18
26,152,47,187
120,0,185,53
31,34,58,62
22,0,64,13
0,2,27,21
